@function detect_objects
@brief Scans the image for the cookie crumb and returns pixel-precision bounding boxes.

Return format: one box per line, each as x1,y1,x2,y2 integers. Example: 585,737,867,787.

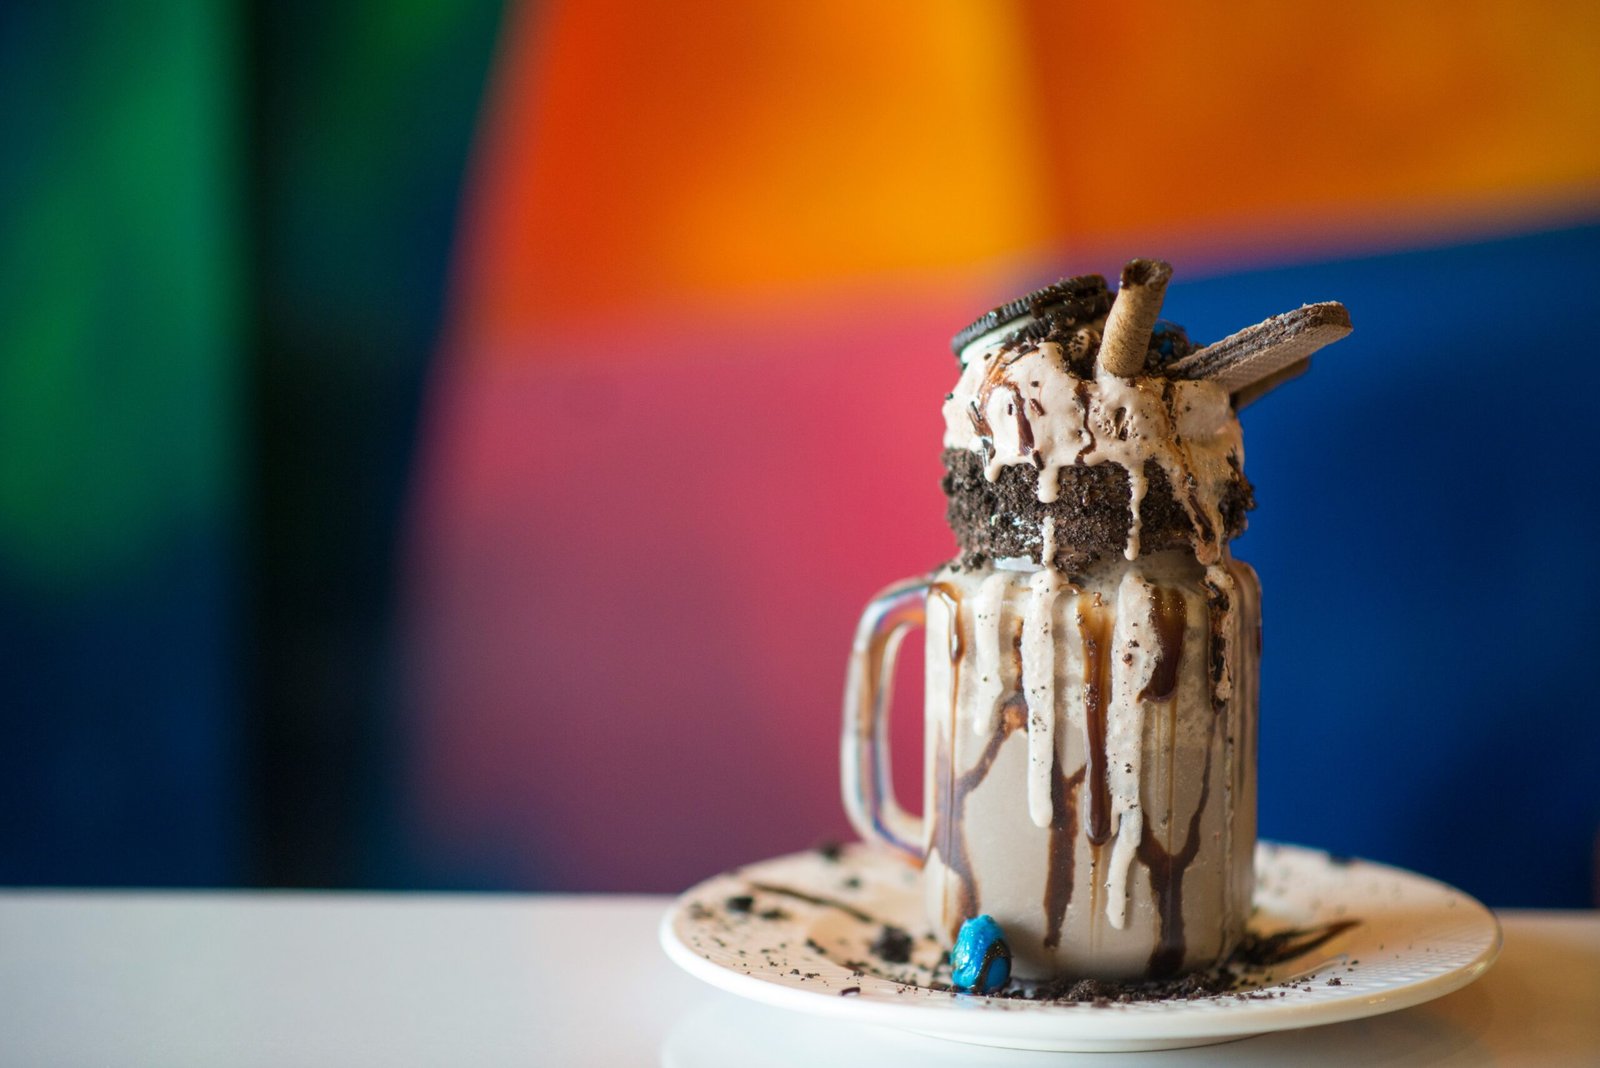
871,926,914,965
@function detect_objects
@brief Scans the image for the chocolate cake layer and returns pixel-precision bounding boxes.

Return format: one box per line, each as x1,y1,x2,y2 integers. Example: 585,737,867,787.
941,448,1254,571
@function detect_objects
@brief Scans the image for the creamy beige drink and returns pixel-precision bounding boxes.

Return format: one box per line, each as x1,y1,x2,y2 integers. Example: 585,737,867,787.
921,553,1259,979
842,262,1347,982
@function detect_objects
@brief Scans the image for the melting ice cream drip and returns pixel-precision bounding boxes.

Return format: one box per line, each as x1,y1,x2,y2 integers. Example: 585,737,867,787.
1103,573,1159,929
942,342,1243,565
965,571,1011,737
1125,463,1148,561
1021,566,1063,828
960,552,1213,931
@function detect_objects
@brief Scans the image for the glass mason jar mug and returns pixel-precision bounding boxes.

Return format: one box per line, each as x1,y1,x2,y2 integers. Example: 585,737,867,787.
842,550,1260,981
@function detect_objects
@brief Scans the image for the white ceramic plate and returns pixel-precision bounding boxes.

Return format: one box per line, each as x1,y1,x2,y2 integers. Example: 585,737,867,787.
659,842,1499,1053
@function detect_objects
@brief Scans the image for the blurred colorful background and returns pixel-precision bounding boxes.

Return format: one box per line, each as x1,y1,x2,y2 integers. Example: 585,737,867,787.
3,2,1598,907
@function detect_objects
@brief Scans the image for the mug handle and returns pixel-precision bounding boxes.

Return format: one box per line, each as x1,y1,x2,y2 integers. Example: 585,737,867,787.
841,576,930,862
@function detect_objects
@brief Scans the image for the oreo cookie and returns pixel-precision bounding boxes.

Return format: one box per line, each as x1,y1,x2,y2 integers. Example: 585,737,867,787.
949,275,1112,358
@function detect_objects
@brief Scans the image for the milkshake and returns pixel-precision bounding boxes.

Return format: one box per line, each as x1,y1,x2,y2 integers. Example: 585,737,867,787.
842,260,1350,982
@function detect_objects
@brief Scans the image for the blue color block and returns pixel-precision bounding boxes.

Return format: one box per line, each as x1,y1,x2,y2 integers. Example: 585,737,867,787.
0,532,240,885
1159,221,1600,907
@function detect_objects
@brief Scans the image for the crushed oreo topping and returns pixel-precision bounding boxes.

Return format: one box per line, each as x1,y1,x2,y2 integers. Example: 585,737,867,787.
1146,320,1196,369
942,448,1253,571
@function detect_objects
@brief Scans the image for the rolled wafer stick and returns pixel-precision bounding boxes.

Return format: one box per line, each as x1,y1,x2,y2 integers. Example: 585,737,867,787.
1169,301,1351,395
1097,258,1173,377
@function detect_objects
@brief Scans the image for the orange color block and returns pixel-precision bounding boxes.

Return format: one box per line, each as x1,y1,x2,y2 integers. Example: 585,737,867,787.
447,0,1600,358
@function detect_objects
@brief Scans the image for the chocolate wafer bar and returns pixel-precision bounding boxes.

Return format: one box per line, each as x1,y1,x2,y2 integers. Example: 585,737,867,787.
1167,302,1351,394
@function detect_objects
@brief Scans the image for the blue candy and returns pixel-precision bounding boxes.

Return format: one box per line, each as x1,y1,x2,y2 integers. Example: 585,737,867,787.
950,914,1011,993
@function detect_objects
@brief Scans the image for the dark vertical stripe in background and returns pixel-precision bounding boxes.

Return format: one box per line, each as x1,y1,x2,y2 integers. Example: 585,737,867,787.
245,0,504,886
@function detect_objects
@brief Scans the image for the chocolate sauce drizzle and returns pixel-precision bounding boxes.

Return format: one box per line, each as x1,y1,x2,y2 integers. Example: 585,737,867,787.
1201,573,1232,715
930,583,964,667
967,401,993,470
1073,379,1097,464
1230,919,1361,968
930,705,1024,940
1042,754,1086,950
927,603,1028,942
1009,388,1037,464
928,581,964,929
1078,605,1114,846
970,351,1029,477
1137,715,1216,977
1140,586,1187,703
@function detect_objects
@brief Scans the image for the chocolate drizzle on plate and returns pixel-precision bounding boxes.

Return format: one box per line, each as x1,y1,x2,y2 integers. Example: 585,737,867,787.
745,882,881,927
1230,919,1362,969
682,852,1367,1004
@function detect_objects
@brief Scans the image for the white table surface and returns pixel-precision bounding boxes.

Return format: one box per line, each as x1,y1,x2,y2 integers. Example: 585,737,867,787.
0,893,1594,1067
